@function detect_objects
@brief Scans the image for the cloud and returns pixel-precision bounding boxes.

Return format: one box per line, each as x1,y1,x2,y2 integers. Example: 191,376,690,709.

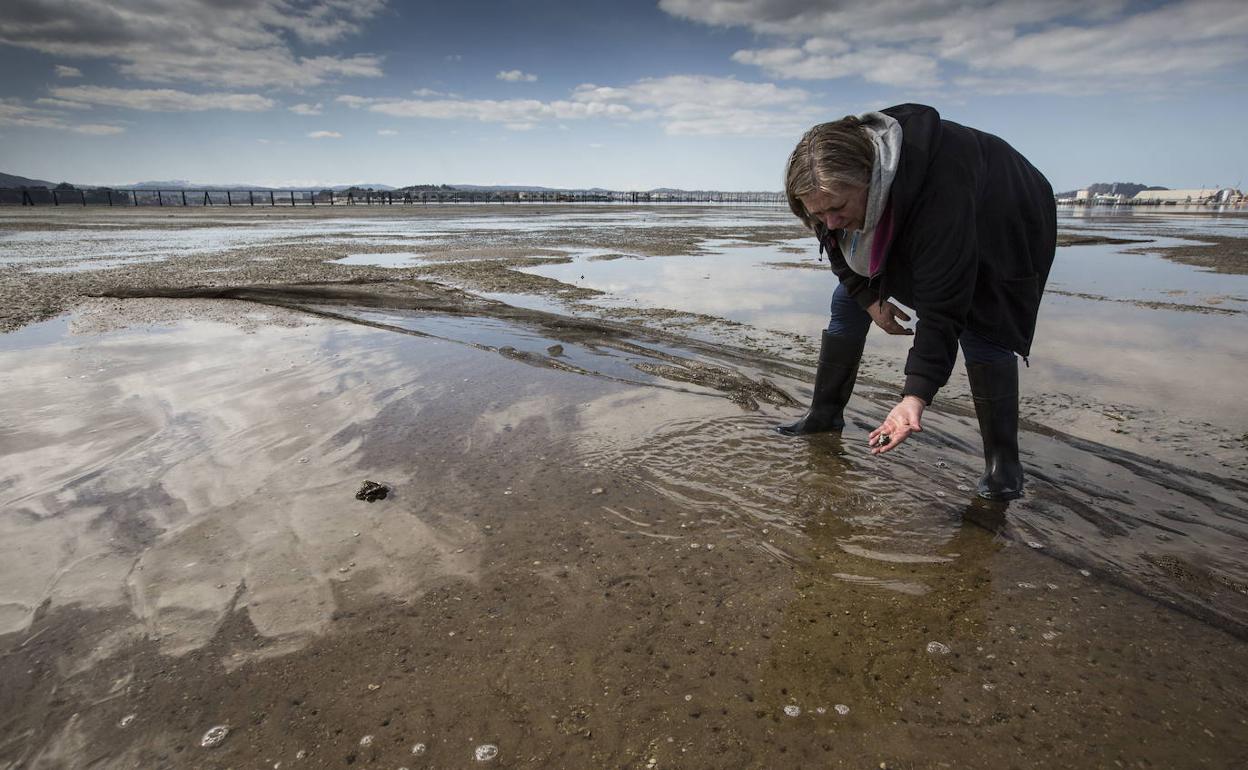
54,64,82,78
661,0,1248,94
34,97,92,110
497,69,538,82
377,129,398,136
50,86,274,112
0,0,387,89
339,74,818,137
290,102,323,115
342,94,633,124
570,75,819,136
732,46,939,88
0,98,123,134
307,130,342,139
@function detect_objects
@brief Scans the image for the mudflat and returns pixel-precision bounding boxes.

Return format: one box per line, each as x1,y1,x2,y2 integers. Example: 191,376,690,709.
1,205,1246,768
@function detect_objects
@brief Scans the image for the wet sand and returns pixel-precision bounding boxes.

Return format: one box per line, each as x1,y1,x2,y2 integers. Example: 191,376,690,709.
1,206,1247,768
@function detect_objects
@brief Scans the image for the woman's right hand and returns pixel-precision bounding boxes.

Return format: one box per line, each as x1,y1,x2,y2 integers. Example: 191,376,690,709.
868,300,914,335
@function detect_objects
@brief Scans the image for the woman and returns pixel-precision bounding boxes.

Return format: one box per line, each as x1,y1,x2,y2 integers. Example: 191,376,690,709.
777,103,1056,501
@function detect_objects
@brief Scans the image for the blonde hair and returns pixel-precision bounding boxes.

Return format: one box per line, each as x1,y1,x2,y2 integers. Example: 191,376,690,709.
785,116,875,230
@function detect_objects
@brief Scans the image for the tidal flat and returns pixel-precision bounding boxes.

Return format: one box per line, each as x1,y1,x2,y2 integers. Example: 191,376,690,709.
1,205,1246,768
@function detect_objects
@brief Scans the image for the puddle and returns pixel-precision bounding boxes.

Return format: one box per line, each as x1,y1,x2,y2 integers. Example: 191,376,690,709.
28,256,167,274
330,252,436,268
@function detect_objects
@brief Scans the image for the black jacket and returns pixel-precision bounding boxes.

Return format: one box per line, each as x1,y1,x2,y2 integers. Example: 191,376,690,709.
820,103,1056,404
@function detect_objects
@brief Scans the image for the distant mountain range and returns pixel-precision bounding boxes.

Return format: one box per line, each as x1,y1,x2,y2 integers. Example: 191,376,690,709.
0,171,58,188
1054,182,1167,198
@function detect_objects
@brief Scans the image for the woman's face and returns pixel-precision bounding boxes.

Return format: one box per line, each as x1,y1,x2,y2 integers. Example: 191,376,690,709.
800,185,868,233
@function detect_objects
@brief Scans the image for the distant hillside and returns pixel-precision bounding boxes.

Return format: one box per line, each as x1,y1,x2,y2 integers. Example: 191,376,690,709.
1055,182,1168,198
0,171,58,188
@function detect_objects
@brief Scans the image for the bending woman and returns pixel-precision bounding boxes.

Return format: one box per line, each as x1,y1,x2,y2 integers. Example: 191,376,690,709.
777,103,1056,501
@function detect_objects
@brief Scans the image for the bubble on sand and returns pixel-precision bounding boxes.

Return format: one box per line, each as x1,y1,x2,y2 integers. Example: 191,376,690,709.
1042,631,1059,641
296,749,307,759
1026,541,1044,549
411,743,427,755
982,683,997,691
474,743,499,761
200,725,230,748
783,704,801,717
118,714,135,728
360,735,374,746
1017,582,1037,589
834,704,850,715
815,706,827,715
926,641,951,655
1079,569,1091,577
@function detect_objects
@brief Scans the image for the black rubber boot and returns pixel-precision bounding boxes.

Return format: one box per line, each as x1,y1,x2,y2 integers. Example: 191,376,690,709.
966,357,1024,501
776,330,866,436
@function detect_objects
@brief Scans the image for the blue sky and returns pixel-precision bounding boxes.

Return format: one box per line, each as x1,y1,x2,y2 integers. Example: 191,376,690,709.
0,0,1245,191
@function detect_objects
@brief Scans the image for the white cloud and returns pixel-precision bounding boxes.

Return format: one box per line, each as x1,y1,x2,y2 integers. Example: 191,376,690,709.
35,97,92,110
662,0,1248,94
412,88,445,97
0,98,123,134
335,94,375,108
377,128,398,136
0,0,387,89
445,54,463,62
340,74,817,137
497,69,538,82
732,46,939,88
351,95,633,123
290,102,324,115
54,65,82,78
307,130,342,139
570,75,819,136
73,123,126,135
50,86,275,112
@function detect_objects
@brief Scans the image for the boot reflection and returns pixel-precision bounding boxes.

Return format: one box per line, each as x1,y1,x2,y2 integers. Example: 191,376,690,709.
959,496,1009,535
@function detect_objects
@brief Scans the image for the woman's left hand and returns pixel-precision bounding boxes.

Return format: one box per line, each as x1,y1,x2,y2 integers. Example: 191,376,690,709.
869,395,926,455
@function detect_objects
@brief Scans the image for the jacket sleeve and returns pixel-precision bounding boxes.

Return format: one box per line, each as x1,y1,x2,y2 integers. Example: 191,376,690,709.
901,184,978,404
816,225,878,310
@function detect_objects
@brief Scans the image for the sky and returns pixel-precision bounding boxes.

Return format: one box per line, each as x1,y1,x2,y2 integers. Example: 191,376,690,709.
0,0,1245,191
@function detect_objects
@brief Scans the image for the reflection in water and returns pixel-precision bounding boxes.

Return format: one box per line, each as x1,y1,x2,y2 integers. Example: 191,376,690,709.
0,314,484,664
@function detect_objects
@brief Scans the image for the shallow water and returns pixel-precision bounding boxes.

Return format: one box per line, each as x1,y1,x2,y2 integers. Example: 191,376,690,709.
519,227,1248,428
0,206,794,269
